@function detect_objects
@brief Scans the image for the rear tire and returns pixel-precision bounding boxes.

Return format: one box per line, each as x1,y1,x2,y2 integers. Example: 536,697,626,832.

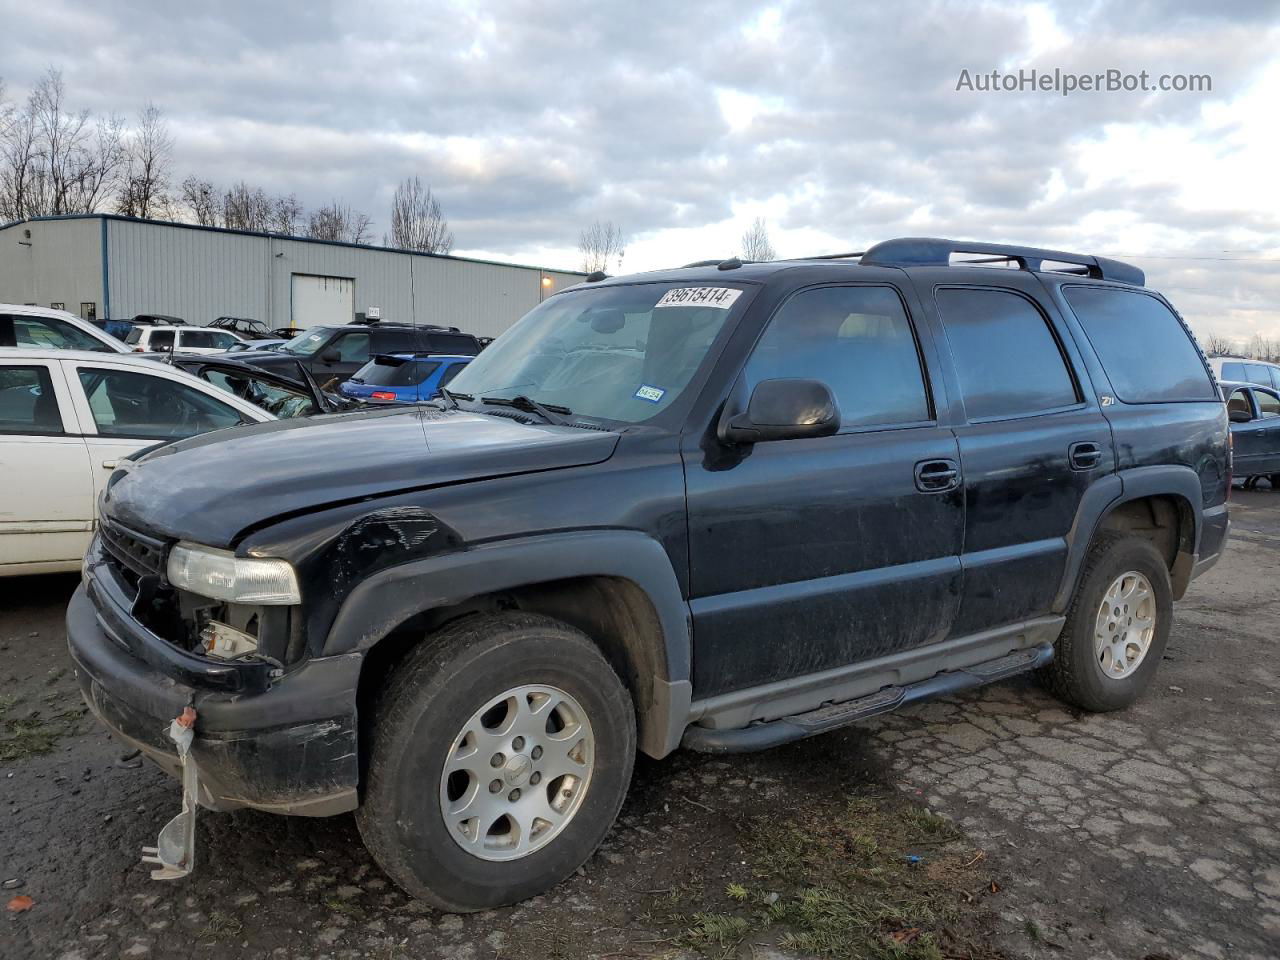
1270,473,1280,490
357,612,636,912
1039,531,1172,712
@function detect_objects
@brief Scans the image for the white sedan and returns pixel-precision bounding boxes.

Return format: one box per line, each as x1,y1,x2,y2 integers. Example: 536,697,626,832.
0,348,275,576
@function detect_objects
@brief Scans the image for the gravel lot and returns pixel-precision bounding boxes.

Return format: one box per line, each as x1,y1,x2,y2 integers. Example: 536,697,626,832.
3,490,1277,959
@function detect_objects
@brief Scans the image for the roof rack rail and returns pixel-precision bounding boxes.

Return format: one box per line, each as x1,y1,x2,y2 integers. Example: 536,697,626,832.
859,237,1144,286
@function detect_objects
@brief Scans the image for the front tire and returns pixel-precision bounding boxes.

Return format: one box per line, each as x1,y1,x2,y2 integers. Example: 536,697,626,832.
357,612,636,912
1040,531,1173,712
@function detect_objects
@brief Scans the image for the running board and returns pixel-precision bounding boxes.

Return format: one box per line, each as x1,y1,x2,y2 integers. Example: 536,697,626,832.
682,641,1054,754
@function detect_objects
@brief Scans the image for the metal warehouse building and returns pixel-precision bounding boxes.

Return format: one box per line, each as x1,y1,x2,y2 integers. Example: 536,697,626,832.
0,214,584,338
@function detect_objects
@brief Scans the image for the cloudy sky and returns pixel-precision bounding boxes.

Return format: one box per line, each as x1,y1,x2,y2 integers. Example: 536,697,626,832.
2,0,1279,342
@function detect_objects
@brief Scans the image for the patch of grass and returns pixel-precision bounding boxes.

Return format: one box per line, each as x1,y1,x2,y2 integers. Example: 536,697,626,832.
680,912,751,956
199,910,244,942
0,705,84,762
323,896,366,919
648,791,1000,960
1024,919,1042,942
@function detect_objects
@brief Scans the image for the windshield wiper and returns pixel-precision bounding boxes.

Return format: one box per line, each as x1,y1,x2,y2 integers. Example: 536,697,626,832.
436,387,470,410
481,394,571,425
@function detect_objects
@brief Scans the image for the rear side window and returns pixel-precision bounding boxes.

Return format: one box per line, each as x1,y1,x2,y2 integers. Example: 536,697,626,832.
181,330,214,349
149,330,174,351
1245,363,1273,387
0,365,63,435
77,368,243,439
1063,287,1215,402
1258,390,1280,418
1221,362,1246,381
745,285,931,429
934,288,1078,420
428,333,481,356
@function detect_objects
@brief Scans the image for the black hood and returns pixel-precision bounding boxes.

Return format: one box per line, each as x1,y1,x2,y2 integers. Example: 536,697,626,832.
104,407,618,547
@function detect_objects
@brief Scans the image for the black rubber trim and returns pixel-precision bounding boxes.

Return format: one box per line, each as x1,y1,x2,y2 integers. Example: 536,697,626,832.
682,641,1054,754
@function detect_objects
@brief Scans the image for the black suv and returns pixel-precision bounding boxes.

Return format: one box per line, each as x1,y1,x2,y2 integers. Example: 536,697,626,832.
69,238,1228,911
237,320,481,386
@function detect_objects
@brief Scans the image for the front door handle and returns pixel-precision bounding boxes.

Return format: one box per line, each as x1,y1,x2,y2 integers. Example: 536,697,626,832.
1069,442,1103,471
914,459,960,493
101,460,118,469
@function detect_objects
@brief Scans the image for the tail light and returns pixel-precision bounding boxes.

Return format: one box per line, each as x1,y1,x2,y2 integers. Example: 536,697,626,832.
371,391,396,401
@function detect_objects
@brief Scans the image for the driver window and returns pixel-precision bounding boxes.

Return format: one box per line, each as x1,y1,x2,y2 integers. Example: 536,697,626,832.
77,367,243,439
332,332,370,362
745,285,931,429
1227,390,1253,420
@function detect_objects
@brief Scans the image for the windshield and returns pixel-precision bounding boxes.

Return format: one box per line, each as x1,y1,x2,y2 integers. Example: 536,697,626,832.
447,282,748,423
280,327,332,356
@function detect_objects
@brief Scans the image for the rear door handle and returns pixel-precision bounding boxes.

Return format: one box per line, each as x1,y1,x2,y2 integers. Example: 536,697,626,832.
914,458,960,493
1069,442,1103,471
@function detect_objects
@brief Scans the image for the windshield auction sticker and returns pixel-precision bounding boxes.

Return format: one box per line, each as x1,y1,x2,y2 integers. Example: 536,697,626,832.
654,287,743,309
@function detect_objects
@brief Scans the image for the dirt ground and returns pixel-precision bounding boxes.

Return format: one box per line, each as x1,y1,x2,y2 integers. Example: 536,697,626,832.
3,490,1278,960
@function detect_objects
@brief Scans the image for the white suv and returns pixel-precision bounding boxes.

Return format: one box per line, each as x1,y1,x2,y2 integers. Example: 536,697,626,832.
125,325,245,355
0,304,129,353
1209,356,1280,390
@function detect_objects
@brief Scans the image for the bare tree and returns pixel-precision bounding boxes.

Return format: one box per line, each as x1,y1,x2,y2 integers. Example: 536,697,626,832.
222,181,273,231
116,103,173,219
32,69,124,214
1199,332,1235,357
270,193,303,235
740,217,777,261
307,200,372,244
1246,333,1280,363
388,176,453,253
180,175,219,226
0,68,123,218
0,88,40,221
578,220,625,273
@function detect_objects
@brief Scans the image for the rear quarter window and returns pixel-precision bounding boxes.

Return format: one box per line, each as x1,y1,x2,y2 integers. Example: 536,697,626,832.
1063,287,1215,402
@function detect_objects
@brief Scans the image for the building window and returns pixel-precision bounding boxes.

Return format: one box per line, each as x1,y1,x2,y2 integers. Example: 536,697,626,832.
80,302,97,321
50,302,65,310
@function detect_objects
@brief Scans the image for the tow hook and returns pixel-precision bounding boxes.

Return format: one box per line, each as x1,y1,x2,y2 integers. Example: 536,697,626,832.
141,706,199,880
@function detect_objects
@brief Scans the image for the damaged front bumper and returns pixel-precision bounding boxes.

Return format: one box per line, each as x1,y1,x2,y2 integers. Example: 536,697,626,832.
67,577,362,818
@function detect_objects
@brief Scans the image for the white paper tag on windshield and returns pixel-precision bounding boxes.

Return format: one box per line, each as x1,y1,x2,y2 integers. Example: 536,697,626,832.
654,287,743,309
635,384,666,403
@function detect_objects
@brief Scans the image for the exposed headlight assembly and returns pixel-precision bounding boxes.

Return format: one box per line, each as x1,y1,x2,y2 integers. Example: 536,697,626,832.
166,543,301,605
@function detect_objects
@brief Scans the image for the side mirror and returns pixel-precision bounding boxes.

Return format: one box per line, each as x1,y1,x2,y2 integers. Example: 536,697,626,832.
319,348,340,364
720,378,840,444
1229,408,1253,424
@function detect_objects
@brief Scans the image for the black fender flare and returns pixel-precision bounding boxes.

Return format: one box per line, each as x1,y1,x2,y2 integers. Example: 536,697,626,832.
1054,465,1204,611
324,529,692,757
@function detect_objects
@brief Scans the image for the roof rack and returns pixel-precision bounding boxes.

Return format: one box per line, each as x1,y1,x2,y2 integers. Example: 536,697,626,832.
859,237,1144,286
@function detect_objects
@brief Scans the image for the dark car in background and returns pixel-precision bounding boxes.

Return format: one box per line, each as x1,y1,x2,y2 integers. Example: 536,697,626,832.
235,320,482,389
166,353,351,419
209,317,277,340
339,353,473,403
1222,379,1280,487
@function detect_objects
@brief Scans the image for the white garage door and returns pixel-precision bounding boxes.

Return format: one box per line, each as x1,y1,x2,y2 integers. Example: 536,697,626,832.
291,275,354,329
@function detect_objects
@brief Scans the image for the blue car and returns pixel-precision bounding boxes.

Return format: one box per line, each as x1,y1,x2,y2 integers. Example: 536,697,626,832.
339,353,473,404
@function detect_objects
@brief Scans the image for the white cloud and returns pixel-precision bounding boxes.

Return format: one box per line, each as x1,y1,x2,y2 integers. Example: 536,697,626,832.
1,0,1278,340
